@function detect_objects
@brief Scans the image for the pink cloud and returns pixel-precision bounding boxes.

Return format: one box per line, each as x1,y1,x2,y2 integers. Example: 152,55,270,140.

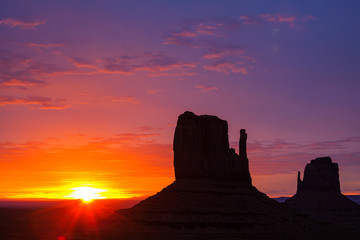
195,85,218,92
165,13,312,48
147,89,164,94
202,47,246,59
259,14,297,27
172,31,197,37
0,18,46,29
24,43,64,48
0,49,93,88
100,52,197,74
0,49,46,88
163,20,222,46
202,53,223,59
203,61,248,74
0,96,70,110
69,57,99,70
239,15,260,25
105,96,138,104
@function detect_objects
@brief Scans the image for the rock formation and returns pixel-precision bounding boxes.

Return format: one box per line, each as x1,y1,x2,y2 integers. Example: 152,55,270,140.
111,112,354,240
297,156,340,193
286,157,360,231
173,111,251,183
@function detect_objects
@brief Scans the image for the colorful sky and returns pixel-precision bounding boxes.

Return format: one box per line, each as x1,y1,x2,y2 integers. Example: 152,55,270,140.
1,0,360,199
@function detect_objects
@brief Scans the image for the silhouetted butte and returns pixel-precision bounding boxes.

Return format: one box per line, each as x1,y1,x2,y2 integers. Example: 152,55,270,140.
111,112,351,240
286,157,360,234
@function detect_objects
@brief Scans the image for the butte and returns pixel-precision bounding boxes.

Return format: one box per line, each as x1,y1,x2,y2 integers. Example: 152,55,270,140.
108,112,351,239
286,157,360,233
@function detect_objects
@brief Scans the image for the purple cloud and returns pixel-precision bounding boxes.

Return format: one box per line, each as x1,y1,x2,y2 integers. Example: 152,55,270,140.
203,61,248,74
195,85,218,92
0,49,46,88
23,43,64,48
99,52,196,74
0,18,46,29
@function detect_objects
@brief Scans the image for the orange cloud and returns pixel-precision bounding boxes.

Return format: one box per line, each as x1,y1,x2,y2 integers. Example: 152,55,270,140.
147,89,164,94
104,96,139,104
0,96,70,110
0,18,46,29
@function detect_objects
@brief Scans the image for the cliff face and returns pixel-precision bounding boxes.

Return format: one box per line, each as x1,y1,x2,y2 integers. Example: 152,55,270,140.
173,111,251,183
297,156,340,193
288,156,355,210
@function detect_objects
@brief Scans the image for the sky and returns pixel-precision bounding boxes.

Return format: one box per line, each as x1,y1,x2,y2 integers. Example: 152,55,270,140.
1,0,360,199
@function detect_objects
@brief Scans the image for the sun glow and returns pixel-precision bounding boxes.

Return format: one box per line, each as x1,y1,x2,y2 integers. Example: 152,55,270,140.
69,187,107,202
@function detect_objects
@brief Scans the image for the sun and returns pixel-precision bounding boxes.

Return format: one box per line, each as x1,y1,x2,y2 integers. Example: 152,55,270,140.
70,187,107,203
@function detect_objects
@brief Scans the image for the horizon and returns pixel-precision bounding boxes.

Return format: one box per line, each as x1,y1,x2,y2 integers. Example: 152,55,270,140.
1,0,360,200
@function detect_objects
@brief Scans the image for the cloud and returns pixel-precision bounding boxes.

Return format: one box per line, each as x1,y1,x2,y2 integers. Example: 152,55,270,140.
0,133,174,197
105,96,138,104
195,85,218,92
164,20,222,46
245,136,360,176
110,133,161,143
164,13,312,47
68,57,99,70
203,61,248,74
137,126,157,132
0,49,79,89
139,52,197,72
172,31,197,38
202,47,246,60
259,14,297,27
0,18,46,29
238,15,261,25
0,96,70,110
147,89,164,94
99,52,196,75
248,137,360,153
24,43,64,48
163,18,243,47
0,49,46,88
302,15,317,21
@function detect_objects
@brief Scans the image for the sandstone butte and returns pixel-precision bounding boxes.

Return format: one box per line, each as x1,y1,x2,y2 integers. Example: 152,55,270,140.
106,111,359,240
286,157,360,232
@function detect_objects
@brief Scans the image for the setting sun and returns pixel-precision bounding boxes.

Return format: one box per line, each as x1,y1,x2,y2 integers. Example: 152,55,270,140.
70,187,107,202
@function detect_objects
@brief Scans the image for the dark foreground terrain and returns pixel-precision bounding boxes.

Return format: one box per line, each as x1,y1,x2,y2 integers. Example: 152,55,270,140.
0,196,359,240
0,199,141,240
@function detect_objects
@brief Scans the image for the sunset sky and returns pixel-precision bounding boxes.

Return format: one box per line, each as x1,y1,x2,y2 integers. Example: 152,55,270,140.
1,0,360,199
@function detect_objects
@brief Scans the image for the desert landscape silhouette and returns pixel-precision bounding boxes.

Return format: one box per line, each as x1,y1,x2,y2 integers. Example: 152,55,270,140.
1,112,359,239
1,1,360,240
